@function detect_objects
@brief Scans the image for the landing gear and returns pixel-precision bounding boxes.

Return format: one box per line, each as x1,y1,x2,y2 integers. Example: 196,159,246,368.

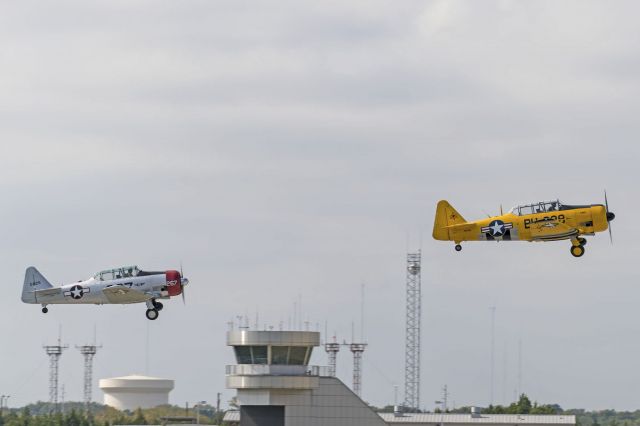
578,237,587,246
455,244,462,252
42,306,48,314
146,299,161,320
570,245,585,258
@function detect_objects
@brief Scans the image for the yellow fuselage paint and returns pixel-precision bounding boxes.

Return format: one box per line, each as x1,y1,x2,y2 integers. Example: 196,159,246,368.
433,202,609,244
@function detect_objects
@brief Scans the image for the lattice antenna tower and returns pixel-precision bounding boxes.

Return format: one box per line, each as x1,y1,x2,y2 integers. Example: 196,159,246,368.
404,250,422,411
43,333,68,413
324,334,340,377
76,344,101,412
349,343,367,397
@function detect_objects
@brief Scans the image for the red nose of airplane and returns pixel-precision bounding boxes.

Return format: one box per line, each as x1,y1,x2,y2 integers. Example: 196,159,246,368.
165,270,182,296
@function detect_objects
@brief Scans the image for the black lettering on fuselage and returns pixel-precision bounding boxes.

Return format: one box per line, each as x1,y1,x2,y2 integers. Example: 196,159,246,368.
524,214,565,229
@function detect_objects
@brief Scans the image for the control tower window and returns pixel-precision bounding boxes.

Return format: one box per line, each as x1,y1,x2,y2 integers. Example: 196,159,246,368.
252,346,268,364
288,347,308,365
234,346,252,364
271,346,289,365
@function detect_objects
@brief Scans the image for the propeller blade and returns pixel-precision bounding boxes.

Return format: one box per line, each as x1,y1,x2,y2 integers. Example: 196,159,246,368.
180,262,186,305
609,224,613,244
604,190,613,245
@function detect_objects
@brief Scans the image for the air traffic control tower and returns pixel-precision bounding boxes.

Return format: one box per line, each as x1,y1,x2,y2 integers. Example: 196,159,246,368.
225,330,385,426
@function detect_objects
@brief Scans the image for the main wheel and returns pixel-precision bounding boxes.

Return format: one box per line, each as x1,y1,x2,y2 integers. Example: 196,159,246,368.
153,301,164,311
455,244,462,252
42,307,48,314
570,245,585,258
146,309,159,320
578,237,587,246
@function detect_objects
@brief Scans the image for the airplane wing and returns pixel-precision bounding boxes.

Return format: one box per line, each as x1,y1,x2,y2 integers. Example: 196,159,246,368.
102,286,151,304
529,220,579,241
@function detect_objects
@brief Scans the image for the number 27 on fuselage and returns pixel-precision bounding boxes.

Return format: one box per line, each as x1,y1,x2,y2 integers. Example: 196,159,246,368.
432,197,615,257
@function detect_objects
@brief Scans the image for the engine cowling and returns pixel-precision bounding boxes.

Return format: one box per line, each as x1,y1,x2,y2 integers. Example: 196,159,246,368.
165,270,182,297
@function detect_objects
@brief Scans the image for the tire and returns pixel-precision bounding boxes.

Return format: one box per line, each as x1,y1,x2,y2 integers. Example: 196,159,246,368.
42,307,48,314
154,302,164,311
455,244,462,252
146,309,159,320
570,245,585,258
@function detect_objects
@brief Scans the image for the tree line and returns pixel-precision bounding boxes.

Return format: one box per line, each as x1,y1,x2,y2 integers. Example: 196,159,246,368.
0,402,225,426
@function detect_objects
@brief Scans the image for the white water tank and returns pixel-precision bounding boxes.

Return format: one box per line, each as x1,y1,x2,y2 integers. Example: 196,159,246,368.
99,374,174,410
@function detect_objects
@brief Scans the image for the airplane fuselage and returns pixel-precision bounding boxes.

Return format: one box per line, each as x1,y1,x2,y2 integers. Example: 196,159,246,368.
26,273,168,305
432,198,615,257
446,205,609,243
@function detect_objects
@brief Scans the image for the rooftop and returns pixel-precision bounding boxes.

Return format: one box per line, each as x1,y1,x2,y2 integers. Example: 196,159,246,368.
379,413,576,424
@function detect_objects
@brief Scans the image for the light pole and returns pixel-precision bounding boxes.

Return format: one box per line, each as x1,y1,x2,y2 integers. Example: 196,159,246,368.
194,401,207,425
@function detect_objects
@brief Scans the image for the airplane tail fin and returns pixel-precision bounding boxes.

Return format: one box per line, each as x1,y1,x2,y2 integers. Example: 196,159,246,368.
22,266,53,303
432,200,467,241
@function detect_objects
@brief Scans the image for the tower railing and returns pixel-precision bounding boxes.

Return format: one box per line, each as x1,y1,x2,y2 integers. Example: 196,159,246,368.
226,364,330,377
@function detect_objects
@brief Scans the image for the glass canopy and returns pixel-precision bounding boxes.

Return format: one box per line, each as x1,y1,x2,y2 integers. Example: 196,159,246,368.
94,266,140,281
509,200,562,216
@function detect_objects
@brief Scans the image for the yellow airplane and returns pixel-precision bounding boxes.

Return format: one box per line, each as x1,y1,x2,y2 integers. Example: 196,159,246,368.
432,195,615,257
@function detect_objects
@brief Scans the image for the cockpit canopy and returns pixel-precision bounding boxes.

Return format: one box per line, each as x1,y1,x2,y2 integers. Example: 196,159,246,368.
509,200,562,216
94,266,140,281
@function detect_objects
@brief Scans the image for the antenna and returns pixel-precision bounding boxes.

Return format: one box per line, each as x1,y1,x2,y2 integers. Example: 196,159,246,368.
442,384,449,411
76,343,102,413
145,321,150,375
404,250,422,411
349,342,367,397
43,329,68,413
502,341,508,404
360,282,365,342
324,333,340,378
517,339,523,397
489,307,496,406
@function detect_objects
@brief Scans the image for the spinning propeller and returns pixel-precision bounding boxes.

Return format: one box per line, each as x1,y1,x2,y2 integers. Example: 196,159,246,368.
180,262,187,305
605,190,615,244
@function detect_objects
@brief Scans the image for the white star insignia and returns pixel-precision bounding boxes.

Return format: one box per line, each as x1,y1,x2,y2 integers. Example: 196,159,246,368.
490,222,504,235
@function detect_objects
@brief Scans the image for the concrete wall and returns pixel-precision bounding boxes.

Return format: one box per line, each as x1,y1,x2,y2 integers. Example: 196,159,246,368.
236,377,386,426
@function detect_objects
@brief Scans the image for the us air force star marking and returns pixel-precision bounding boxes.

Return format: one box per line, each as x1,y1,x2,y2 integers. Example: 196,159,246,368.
64,284,90,300
489,221,505,236
481,220,513,238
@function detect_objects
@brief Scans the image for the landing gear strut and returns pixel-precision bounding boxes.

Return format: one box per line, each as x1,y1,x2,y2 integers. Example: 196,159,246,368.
455,244,462,252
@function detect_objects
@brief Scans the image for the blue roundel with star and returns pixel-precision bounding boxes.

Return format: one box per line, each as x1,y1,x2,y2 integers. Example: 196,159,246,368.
69,285,85,299
487,220,506,237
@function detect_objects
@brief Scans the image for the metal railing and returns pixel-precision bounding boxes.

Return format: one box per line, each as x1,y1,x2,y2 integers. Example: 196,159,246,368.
226,364,329,377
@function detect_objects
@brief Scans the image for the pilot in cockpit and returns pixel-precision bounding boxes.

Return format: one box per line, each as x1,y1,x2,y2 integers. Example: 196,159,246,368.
548,202,558,211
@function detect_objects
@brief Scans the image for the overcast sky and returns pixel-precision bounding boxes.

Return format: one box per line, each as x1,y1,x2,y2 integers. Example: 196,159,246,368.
1,0,639,412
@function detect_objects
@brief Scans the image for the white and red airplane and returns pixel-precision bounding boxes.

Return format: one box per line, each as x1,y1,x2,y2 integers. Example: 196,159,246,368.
21,265,189,320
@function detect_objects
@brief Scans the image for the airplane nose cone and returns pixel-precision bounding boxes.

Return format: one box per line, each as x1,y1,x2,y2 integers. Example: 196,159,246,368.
607,211,615,222
181,277,189,286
